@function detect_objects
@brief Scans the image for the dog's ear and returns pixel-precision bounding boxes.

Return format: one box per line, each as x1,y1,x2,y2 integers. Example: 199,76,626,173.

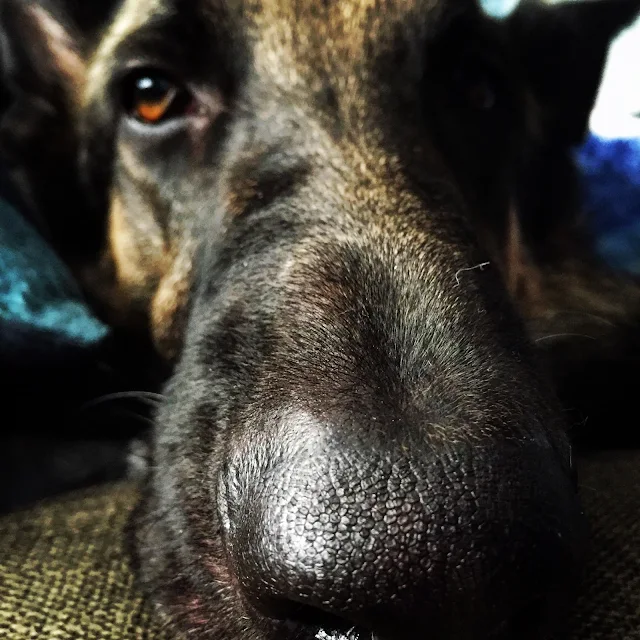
508,0,640,146
0,0,108,262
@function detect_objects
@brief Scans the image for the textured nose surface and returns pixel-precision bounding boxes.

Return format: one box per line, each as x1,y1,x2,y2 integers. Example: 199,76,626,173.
221,422,586,638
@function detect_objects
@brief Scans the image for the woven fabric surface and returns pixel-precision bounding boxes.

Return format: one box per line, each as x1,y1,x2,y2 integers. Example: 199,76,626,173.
565,450,640,639
0,483,172,640
0,451,638,640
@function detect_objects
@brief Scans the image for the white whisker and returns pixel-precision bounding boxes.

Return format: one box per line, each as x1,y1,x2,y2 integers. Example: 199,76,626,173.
534,333,597,343
454,261,491,286
78,390,165,413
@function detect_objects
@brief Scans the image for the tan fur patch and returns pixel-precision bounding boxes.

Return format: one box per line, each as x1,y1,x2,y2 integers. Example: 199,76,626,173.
81,193,164,330
28,5,86,102
151,249,194,359
109,194,158,297
225,179,261,217
505,203,544,314
92,192,191,360
117,140,157,186
84,0,169,108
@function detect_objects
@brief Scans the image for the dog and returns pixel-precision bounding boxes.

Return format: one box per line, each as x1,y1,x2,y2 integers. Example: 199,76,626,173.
2,0,640,638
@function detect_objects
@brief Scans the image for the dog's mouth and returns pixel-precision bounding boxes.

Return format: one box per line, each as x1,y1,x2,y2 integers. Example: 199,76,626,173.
316,628,369,640
269,592,553,640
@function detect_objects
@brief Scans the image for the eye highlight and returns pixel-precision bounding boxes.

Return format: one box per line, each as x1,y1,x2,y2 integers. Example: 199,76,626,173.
121,69,195,125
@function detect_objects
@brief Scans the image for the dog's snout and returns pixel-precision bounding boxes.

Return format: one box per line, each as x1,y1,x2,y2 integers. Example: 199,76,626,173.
222,415,586,639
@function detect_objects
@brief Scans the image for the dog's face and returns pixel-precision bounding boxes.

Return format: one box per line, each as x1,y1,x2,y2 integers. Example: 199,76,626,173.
2,0,640,638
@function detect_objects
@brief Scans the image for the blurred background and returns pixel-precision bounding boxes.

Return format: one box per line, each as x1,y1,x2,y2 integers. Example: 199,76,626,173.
482,0,640,138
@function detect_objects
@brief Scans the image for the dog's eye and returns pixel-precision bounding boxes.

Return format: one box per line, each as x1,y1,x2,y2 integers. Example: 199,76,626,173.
466,76,496,111
121,70,194,124
453,59,500,112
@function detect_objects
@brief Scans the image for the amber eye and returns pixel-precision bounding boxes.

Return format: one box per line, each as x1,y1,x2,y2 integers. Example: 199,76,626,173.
467,77,497,111
453,58,500,113
121,70,194,124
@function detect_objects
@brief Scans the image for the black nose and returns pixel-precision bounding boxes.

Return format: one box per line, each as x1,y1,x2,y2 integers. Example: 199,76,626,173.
221,417,587,639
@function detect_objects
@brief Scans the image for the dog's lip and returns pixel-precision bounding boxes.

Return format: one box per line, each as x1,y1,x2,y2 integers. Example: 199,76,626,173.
277,592,553,640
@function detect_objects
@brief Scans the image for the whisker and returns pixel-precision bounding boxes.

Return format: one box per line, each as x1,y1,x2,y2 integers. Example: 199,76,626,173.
77,390,165,414
111,408,156,428
534,333,597,343
528,310,617,328
577,312,617,328
577,483,612,498
454,261,491,286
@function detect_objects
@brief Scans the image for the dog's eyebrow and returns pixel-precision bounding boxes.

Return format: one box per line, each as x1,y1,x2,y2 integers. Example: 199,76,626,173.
83,0,175,107
82,0,479,110
83,0,239,110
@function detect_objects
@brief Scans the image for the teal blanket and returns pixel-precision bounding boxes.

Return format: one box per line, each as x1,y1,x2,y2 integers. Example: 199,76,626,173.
0,177,108,363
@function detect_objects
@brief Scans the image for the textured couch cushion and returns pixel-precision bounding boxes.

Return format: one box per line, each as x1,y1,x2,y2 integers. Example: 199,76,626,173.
0,451,639,640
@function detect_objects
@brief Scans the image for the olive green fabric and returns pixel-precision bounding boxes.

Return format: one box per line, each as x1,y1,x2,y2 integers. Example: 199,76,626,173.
0,451,639,639
565,451,640,639
0,483,171,640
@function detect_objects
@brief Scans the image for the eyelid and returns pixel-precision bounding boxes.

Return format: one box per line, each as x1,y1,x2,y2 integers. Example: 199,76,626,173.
112,57,186,82
121,110,192,138
111,60,224,111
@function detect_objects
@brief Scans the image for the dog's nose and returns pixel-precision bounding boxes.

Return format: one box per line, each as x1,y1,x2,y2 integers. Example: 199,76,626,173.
221,415,587,639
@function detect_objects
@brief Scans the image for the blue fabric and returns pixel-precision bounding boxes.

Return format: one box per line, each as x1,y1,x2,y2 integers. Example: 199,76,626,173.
478,0,640,275
0,189,109,362
575,134,640,275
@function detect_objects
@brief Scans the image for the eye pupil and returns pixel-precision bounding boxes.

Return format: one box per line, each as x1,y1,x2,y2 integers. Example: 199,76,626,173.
136,75,171,101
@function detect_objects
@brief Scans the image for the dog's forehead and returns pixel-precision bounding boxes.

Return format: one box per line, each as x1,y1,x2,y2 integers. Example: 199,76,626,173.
229,0,469,33
86,0,479,96
119,0,472,30
240,0,478,81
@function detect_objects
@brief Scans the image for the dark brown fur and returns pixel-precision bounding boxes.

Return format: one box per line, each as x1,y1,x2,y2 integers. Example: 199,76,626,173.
2,0,640,638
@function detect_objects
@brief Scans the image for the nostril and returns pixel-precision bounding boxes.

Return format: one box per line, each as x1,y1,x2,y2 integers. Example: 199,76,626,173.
488,594,558,640
258,598,372,639
288,604,352,631
504,598,546,638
